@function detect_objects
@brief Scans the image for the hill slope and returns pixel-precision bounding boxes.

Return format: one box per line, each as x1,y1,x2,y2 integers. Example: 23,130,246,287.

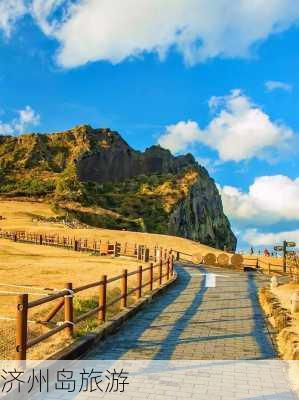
0,125,237,250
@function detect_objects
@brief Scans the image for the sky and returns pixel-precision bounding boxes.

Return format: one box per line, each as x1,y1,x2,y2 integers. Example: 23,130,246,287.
0,0,299,251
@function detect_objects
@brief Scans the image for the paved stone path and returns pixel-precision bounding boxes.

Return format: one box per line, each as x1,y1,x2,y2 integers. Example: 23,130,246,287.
86,263,277,360
35,264,299,400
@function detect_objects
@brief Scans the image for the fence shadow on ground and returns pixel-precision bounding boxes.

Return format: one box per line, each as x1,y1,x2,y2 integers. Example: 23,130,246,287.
86,264,277,362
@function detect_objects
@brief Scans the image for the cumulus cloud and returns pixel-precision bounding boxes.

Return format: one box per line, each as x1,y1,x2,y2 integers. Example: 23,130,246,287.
30,0,70,35
243,228,299,247
265,80,293,92
2,1,299,67
219,175,299,225
46,0,299,67
158,89,294,162
0,0,26,37
0,106,40,135
158,121,200,153
61,1,299,67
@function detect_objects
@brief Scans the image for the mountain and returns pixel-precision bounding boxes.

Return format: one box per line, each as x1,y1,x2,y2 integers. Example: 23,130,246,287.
0,124,237,250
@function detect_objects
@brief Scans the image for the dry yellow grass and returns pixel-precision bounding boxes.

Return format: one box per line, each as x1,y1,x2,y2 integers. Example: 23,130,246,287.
272,283,299,332
243,254,286,274
0,238,149,360
0,198,232,359
0,198,225,257
0,239,146,314
272,283,299,364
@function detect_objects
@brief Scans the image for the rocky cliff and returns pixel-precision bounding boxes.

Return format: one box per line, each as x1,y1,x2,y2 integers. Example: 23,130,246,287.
0,124,237,250
168,174,237,250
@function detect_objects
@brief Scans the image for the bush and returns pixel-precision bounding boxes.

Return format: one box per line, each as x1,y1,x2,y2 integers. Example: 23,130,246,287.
0,178,55,196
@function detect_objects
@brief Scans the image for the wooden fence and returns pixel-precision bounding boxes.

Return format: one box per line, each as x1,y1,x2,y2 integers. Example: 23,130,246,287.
14,255,174,360
0,229,176,262
242,255,299,280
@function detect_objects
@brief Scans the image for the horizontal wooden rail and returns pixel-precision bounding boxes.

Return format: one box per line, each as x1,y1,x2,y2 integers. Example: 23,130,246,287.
141,280,152,289
28,290,70,309
73,280,104,293
27,323,69,349
106,294,125,309
75,306,103,324
243,255,299,279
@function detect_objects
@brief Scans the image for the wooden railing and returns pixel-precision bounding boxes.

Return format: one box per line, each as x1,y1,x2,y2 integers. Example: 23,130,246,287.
0,229,178,263
15,255,174,360
243,255,299,279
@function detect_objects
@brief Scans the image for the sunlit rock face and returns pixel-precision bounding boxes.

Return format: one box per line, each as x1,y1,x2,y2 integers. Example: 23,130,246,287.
0,124,236,250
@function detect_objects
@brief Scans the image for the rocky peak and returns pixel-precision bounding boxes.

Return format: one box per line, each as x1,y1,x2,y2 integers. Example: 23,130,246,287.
0,125,237,250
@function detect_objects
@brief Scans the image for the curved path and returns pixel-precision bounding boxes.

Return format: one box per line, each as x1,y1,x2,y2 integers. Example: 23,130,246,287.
85,263,277,360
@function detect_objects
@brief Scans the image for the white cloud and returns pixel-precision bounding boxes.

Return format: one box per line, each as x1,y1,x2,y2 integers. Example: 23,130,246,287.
265,80,292,92
243,228,299,247
158,120,200,153
219,175,299,225
0,0,26,37
158,89,294,162
30,0,69,35
1,1,299,67
1,0,296,67
0,106,40,135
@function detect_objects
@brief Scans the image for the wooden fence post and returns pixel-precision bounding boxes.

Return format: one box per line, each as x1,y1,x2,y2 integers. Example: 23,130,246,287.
166,257,170,280
159,259,163,286
99,275,107,322
268,262,271,275
74,240,78,251
114,242,118,257
16,294,28,361
144,247,149,262
150,263,154,291
176,251,180,261
137,266,142,299
39,234,43,245
64,283,74,337
121,269,128,308
170,255,174,276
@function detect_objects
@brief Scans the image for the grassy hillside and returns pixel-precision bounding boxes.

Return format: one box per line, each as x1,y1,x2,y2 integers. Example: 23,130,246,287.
0,126,237,250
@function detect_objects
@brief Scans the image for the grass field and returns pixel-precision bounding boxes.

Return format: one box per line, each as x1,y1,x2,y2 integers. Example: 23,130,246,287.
0,198,225,257
0,198,225,360
0,238,150,359
272,282,299,330
0,198,249,359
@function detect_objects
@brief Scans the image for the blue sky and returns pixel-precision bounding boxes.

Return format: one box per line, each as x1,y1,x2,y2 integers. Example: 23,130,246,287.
1,0,299,251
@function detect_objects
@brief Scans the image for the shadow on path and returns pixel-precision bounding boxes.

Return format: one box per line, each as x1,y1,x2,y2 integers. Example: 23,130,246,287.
247,271,276,358
85,264,276,361
85,264,200,359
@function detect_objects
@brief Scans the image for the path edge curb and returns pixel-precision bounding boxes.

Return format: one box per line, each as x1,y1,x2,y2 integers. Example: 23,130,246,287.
47,272,178,360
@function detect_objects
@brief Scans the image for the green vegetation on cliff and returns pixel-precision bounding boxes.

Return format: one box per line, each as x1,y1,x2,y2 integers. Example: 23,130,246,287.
0,125,237,250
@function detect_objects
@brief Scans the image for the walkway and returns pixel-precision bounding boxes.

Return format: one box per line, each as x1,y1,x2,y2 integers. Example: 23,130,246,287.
42,264,298,400
85,263,277,360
